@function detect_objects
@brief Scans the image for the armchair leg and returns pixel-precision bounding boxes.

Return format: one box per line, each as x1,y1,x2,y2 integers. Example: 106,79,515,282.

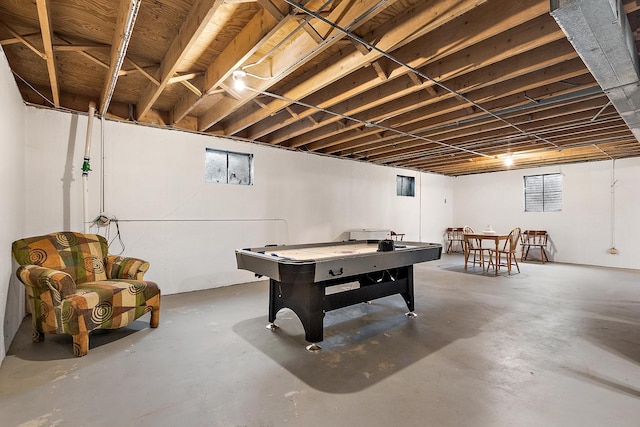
32,328,44,343
147,294,160,328
150,305,160,328
73,332,89,357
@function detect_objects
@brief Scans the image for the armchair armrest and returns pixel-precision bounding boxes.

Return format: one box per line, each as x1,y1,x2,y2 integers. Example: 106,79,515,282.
16,265,76,298
106,256,150,280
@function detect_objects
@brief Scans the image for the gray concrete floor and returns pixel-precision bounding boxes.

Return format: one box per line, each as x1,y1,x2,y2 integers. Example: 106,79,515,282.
1,254,639,426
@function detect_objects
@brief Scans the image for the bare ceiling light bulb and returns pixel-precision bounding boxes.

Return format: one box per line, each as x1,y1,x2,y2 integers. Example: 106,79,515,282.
504,155,514,166
232,70,247,91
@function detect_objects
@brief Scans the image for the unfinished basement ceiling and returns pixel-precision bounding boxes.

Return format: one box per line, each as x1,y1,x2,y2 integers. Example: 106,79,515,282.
1,0,640,176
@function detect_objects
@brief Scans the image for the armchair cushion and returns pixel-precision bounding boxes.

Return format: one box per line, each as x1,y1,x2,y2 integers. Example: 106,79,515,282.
12,232,160,357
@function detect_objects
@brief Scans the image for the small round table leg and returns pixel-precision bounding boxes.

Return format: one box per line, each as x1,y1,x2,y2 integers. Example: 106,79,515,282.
405,311,417,318
266,323,279,331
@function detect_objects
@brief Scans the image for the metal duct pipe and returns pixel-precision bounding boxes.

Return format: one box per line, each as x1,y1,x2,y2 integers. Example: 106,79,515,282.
550,0,640,142
83,102,96,233
101,0,141,116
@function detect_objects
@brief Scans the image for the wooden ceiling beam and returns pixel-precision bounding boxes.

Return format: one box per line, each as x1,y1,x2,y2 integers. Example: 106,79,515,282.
418,99,617,146
0,30,41,46
172,4,293,124
414,115,627,158
306,47,583,153
168,72,202,84
367,102,614,160
256,0,285,20
364,81,601,154
408,132,639,173
213,0,489,135
126,58,160,85
0,23,46,58
197,0,387,131
252,10,561,144
251,1,554,144
180,80,202,97
136,0,224,121
322,71,596,157
4,0,640,176
35,0,59,106
79,51,111,70
360,113,633,167
53,43,110,51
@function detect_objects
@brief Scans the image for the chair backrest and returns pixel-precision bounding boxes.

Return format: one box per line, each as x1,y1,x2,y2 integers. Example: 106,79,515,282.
502,227,521,252
453,227,464,240
445,227,454,239
12,232,109,284
523,230,548,246
462,226,479,249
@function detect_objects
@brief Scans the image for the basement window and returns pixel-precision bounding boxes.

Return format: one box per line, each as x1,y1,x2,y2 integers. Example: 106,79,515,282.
205,148,253,185
524,173,562,212
396,175,415,197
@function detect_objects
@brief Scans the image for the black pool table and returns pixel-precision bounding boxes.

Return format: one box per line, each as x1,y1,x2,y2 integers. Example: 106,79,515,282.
235,240,442,351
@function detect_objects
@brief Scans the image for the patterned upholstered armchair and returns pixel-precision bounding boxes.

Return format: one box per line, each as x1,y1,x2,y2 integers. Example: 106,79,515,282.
12,232,160,357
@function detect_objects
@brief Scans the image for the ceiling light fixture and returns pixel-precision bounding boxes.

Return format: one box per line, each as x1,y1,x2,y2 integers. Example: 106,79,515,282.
503,154,514,167
231,68,276,91
232,70,247,91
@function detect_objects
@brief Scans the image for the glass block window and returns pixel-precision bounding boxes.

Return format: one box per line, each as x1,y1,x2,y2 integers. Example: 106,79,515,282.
524,173,562,212
396,175,415,197
205,148,253,185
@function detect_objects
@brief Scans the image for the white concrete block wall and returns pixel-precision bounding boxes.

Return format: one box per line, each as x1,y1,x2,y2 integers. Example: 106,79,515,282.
0,46,26,364
452,158,640,269
22,111,452,295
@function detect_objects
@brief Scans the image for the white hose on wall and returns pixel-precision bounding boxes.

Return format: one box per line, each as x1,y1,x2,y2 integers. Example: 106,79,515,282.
83,102,96,233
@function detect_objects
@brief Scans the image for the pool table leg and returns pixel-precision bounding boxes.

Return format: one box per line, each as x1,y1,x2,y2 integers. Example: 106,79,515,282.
267,279,280,327
399,266,416,317
268,279,326,347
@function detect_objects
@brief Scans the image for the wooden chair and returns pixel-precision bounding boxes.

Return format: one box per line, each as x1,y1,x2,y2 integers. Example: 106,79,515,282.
445,227,464,253
463,226,490,270
487,227,522,275
521,230,549,263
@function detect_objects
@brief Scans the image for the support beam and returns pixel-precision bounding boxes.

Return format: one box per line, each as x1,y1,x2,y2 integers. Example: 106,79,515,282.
0,24,46,58
197,0,408,132
35,0,59,106
257,8,559,144
136,0,224,120
172,6,293,124
127,58,160,85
